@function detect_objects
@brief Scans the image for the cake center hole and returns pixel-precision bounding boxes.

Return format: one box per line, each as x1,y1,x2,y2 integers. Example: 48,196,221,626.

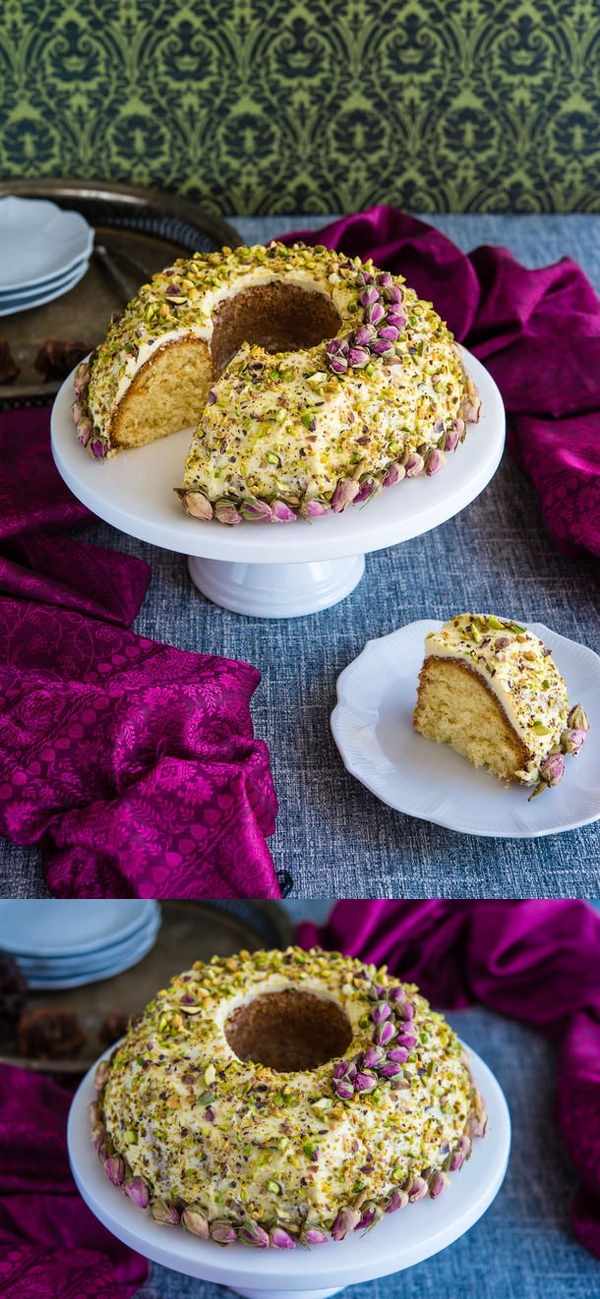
210,281,342,375
224,989,353,1072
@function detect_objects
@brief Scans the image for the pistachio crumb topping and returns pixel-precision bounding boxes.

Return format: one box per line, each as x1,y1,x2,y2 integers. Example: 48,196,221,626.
93,946,485,1248
74,243,479,519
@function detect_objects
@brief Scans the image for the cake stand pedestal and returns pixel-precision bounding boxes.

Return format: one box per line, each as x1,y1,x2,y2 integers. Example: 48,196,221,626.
51,350,504,619
68,1043,510,1299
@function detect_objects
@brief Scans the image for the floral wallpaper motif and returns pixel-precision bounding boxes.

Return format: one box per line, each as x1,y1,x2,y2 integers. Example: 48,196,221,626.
0,0,597,213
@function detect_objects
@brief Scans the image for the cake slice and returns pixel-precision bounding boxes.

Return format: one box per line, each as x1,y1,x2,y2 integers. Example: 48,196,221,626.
413,613,589,797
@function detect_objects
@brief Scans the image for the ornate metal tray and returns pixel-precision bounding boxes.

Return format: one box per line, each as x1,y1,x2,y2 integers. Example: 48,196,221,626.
0,179,240,407
0,899,291,1074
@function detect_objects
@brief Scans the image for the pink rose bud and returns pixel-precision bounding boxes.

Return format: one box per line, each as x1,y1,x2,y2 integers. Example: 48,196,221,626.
124,1176,149,1208
240,1222,270,1248
181,1206,209,1237
331,478,360,513
404,452,424,478
429,1171,451,1199
371,1001,391,1024
271,500,296,523
331,1207,361,1241
304,1227,328,1245
567,704,589,731
560,727,587,755
386,1189,409,1213
374,1020,396,1046
539,753,565,787
383,463,405,487
103,1156,124,1186
270,1227,296,1249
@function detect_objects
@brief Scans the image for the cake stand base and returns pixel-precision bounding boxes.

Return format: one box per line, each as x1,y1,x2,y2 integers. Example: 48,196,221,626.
187,554,366,617
231,1286,342,1299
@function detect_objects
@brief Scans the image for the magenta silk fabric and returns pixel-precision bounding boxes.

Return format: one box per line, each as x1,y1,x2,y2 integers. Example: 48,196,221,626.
297,899,600,1259
0,408,279,896
0,1063,147,1299
279,207,600,557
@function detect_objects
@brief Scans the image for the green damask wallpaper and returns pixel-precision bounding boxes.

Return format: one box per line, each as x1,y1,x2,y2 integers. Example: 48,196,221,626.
0,0,598,213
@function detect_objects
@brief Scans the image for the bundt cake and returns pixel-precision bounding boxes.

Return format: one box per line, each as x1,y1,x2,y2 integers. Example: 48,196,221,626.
73,242,481,525
91,946,487,1248
413,613,589,797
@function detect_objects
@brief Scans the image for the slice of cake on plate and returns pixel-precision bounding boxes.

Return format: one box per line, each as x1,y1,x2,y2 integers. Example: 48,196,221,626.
413,613,589,798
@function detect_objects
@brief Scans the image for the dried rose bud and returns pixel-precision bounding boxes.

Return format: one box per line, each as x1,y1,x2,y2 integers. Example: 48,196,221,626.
240,1221,270,1248
354,324,376,346
385,284,403,303
151,1199,180,1225
124,1177,149,1209
354,1070,378,1094
378,324,399,343
398,1001,415,1021
386,1190,409,1213
91,438,107,459
334,1060,349,1079
408,1176,428,1202
404,452,424,478
300,498,330,518
383,462,405,487
270,1227,296,1249
376,272,393,287
374,1020,396,1046
363,1044,386,1069
429,1171,451,1199
386,310,406,328
331,478,360,513
567,704,589,731
371,1001,391,1024
303,1227,328,1246
271,500,296,523
211,1222,237,1244
426,448,446,476
334,1077,355,1100
354,479,375,504
331,1207,361,1241
103,1155,124,1186
347,346,370,369
443,428,460,453
447,1150,465,1172
379,1060,404,1079
387,1046,409,1064
371,338,395,357
77,418,93,447
560,727,587,756
214,500,242,525
359,286,380,307
183,491,213,520
240,497,272,522
327,353,348,374
366,302,385,325
389,986,406,1002
539,752,565,787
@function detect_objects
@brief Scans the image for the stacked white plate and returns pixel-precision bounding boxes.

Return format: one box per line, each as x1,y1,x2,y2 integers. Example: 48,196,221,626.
0,900,161,989
0,196,93,316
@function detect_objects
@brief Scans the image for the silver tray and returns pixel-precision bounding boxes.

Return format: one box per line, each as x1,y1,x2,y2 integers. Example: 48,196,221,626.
0,179,241,407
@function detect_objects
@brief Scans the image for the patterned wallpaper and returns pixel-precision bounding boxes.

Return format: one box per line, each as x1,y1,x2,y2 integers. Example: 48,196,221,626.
0,0,598,213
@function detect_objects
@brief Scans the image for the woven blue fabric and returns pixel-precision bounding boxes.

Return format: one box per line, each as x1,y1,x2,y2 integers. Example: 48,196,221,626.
0,216,598,898
135,1005,600,1298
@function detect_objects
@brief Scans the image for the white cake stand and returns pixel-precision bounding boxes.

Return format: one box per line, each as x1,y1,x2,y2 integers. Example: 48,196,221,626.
68,1042,510,1299
51,350,505,618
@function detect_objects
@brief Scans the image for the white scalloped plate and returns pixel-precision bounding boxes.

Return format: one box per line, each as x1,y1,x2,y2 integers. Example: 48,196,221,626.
68,1041,510,1298
331,620,600,838
0,196,93,290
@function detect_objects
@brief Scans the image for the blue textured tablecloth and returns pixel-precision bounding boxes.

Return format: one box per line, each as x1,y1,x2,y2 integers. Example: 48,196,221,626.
1,215,599,898
135,1003,599,1299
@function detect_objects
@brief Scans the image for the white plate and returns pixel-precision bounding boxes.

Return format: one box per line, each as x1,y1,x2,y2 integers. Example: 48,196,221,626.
0,259,88,317
23,920,160,990
50,349,505,564
0,196,93,291
0,253,89,300
68,1041,510,1298
0,900,158,958
18,912,161,981
331,620,600,838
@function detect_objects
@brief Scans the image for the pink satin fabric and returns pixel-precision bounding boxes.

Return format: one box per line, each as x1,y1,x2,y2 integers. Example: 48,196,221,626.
279,207,600,556
297,899,600,1259
0,408,279,896
0,1064,148,1299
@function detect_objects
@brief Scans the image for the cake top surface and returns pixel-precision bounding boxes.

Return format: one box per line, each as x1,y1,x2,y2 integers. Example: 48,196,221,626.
424,613,569,776
82,243,473,500
96,946,479,1239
